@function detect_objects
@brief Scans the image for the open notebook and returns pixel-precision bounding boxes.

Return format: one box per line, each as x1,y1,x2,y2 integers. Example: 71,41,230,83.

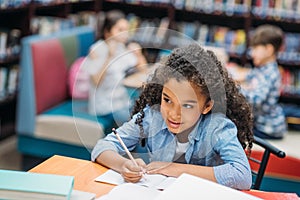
94,169,176,190
96,173,261,200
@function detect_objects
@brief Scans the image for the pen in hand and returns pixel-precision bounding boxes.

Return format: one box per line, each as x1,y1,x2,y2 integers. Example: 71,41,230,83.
112,128,146,177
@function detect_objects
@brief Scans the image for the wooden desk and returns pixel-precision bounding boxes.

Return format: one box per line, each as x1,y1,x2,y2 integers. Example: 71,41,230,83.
29,155,299,199
29,155,113,198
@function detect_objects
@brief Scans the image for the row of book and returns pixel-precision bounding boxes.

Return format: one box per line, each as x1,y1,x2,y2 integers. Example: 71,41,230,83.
33,0,93,4
278,32,300,64
174,0,251,15
3,0,300,22
0,0,92,8
173,22,246,55
114,0,300,20
0,66,18,101
30,11,102,35
107,0,251,15
280,67,300,96
0,0,30,8
126,13,247,55
25,11,300,62
179,0,300,20
252,0,300,21
145,19,300,61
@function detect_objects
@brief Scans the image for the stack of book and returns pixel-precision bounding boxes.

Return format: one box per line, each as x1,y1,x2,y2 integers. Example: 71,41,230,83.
0,169,74,200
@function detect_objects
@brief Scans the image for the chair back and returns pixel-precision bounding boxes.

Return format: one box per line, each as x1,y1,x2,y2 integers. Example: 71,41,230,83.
249,136,286,190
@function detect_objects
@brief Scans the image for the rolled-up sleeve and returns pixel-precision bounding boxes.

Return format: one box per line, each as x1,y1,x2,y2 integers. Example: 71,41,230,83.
91,115,142,162
211,121,252,190
91,136,119,161
214,161,252,190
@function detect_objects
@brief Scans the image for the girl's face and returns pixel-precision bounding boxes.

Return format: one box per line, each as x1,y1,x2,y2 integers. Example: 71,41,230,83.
106,18,129,43
160,78,214,136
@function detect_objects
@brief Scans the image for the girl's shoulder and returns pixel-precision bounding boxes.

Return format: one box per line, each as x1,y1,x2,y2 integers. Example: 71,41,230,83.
131,106,162,120
143,105,162,118
200,113,238,141
90,40,108,52
202,112,235,128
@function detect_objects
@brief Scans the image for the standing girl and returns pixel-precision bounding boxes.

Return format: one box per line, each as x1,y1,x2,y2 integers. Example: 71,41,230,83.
92,44,254,190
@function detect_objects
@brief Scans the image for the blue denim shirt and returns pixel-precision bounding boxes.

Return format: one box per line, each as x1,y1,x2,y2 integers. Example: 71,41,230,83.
91,107,252,190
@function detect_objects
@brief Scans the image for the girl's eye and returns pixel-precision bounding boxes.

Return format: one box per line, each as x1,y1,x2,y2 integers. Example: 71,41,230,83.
163,97,172,104
183,104,193,109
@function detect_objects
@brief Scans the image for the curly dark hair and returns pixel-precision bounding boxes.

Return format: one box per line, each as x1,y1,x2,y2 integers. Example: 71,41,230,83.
131,44,253,152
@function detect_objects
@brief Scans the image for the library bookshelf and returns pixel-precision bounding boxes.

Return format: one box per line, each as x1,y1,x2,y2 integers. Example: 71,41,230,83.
1,0,300,139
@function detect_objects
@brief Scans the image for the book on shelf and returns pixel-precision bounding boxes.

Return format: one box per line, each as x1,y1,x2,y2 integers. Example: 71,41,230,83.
0,169,74,200
0,67,8,99
173,0,185,9
7,66,19,95
184,0,197,11
197,24,209,45
280,67,300,96
155,17,169,45
0,31,8,60
252,0,300,20
0,0,30,8
30,16,75,35
68,11,98,29
7,29,21,56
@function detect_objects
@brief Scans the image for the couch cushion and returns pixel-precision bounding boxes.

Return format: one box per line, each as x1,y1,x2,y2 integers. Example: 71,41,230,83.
42,100,96,120
35,100,104,148
33,100,119,147
59,35,78,68
35,115,102,148
32,39,68,114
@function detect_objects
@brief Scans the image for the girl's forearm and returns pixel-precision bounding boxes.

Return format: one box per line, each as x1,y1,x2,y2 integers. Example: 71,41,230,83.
161,163,217,183
96,150,128,173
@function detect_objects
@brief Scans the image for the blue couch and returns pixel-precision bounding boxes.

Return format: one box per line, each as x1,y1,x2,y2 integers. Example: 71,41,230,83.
16,26,111,169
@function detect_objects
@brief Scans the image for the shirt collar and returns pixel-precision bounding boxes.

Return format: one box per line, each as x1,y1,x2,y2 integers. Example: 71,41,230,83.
188,115,203,142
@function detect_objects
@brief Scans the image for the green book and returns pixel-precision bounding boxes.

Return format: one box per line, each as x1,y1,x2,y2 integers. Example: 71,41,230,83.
0,169,74,200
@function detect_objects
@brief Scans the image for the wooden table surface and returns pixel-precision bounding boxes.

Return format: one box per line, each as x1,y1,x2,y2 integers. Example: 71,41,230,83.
29,155,113,198
29,155,299,199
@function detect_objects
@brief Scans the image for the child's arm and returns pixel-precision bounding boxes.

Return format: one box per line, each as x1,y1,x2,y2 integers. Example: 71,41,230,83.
89,41,117,86
96,150,146,183
226,62,250,83
89,53,113,86
146,162,217,182
127,42,148,71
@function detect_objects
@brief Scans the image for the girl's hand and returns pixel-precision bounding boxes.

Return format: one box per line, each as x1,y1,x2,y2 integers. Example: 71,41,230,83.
146,161,172,175
120,158,146,183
